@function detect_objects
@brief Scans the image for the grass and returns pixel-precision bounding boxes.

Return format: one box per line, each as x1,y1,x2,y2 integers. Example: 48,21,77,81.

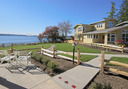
0,43,113,54
0,43,51,52
0,55,4,58
54,43,101,53
58,53,98,62
106,57,128,66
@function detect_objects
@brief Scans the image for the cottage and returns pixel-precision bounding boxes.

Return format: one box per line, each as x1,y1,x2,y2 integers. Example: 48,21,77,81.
74,19,128,45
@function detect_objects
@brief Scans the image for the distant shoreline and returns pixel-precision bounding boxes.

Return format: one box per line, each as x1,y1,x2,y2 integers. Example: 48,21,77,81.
0,34,37,37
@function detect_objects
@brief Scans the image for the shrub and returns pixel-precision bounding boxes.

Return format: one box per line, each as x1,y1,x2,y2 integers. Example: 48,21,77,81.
41,58,50,65
92,82,112,89
115,40,124,45
1,44,5,47
47,61,58,71
36,55,42,62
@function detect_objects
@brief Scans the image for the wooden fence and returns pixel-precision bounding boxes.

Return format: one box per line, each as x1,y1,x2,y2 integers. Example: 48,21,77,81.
85,43,124,53
100,51,128,77
41,46,80,65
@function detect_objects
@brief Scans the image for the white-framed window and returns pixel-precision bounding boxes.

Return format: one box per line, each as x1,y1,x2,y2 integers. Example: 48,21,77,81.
87,34,92,39
107,21,114,28
122,30,128,42
108,33,115,42
94,34,98,39
78,26,83,32
96,23,103,28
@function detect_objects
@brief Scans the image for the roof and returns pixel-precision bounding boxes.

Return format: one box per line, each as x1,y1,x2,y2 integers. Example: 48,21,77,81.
73,24,92,29
116,21,128,26
73,19,117,29
83,24,128,34
90,18,117,25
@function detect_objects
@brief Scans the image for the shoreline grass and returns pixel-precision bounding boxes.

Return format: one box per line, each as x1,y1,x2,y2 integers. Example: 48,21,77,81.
0,43,51,52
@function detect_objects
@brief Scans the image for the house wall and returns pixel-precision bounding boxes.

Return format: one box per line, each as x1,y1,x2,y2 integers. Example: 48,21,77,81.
116,27,128,40
84,25,93,32
83,35,93,43
93,34,103,43
93,22,106,30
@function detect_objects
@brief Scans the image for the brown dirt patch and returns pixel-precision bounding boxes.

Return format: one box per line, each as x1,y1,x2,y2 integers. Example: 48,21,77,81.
87,66,128,89
31,57,77,77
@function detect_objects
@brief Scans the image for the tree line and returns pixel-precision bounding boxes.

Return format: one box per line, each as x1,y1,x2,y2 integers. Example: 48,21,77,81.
38,20,73,43
105,0,128,23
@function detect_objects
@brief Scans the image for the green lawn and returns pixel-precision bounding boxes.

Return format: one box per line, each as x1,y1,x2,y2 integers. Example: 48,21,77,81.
106,57,128,66
0,55,4,58
54,43,101,53
58,53,98,62
0,43,51,52
110,57,128,64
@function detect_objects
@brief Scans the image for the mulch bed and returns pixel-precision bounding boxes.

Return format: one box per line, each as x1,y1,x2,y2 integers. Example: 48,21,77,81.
86,66,128,89
31,57,77,77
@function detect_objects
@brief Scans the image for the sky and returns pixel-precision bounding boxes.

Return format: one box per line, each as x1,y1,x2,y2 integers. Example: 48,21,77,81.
0,0,122,35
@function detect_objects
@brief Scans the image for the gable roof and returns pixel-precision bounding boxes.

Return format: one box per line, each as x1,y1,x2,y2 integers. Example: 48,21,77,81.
90,18,117,25
83,24,128,34
73,24,92,29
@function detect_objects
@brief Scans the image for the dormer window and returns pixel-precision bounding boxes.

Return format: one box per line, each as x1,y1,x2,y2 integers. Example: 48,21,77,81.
96,23,103,28
107,21,114,28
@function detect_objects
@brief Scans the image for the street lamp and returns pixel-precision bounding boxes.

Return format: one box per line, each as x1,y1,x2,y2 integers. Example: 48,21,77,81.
72,42,76,64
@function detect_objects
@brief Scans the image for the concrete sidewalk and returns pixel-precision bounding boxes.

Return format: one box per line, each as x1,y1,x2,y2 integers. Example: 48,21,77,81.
0,63,63,89
52,56,101,89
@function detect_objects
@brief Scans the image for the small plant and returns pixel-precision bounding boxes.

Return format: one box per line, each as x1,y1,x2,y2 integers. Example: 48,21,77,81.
36,55,42,62
41,58,50,65
115,40,124,45
47,61,58,71
91,82,112,89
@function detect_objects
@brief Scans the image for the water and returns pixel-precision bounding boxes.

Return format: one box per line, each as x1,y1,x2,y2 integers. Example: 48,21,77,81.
0,36,39,46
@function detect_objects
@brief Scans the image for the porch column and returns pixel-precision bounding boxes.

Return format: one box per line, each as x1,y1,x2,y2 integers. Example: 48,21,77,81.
104,33,108,45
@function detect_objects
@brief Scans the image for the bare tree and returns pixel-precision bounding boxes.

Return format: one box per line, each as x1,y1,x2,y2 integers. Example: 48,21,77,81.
58,20,72,36
38,33,42,43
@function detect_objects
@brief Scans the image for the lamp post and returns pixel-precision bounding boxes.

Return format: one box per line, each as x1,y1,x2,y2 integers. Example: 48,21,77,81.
72,42,76,64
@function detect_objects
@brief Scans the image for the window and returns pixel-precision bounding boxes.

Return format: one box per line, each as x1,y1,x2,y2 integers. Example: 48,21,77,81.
96,23,103,28
78,26,83,32
108,33,115,42
87,34,92,39
94,34,98,39
122,30,128,42
107,21,114,28
83,26,85,32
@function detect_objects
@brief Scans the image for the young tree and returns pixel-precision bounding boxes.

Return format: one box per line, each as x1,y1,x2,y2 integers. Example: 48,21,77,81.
38,33,43,43
118,0,128,22
58,20,72,37
42,26,59,42
104,1,117,19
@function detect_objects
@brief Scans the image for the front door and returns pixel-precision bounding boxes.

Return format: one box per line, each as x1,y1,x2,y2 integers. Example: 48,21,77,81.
102,35,104,43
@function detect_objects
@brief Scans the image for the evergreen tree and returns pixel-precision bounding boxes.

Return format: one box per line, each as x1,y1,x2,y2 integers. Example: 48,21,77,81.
104,1,117,19
118,0,128,22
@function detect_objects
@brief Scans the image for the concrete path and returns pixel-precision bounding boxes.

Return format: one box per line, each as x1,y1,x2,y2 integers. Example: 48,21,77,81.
52,56,101,89
52,50,128,89
47,45,55,51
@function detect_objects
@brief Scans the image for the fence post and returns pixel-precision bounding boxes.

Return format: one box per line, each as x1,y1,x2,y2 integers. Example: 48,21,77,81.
100,51,105,73
122,45,124,53
41,46,43,55
77,48,80,65
53,47,55,58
